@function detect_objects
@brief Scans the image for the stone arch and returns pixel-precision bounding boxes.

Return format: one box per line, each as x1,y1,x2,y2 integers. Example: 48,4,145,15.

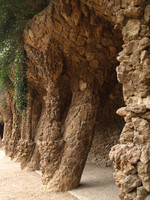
23,0,124,192
2,0,150,199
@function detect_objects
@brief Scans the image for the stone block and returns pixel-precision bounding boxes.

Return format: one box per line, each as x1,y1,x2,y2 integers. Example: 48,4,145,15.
123,19,141,40
144,5,150,23
123,174,142,193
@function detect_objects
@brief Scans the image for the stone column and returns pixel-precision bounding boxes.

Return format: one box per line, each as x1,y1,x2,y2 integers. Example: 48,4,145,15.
110,4,150,199
2,92,13,155
8,97,21,159
45,86,99,191
38,82,65,184
2,92,21,159
17,90,35,168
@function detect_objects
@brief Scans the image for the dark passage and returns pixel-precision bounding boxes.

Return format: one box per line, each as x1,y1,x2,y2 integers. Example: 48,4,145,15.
0,123,4,139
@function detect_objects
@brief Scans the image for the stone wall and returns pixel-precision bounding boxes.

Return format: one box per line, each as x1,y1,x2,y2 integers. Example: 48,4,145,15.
109,1,150,199
1,0,150,199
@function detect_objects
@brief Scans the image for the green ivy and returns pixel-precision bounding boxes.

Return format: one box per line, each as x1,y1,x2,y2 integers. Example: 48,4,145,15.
0,0,50,114
14,48,28,114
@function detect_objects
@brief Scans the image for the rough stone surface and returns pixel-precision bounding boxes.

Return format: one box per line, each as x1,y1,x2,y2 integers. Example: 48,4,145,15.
109,0,150,199
0,0,150,199
123,175,141,193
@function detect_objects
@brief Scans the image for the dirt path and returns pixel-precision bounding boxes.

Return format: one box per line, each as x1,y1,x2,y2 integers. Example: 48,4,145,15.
0,148,119,200
0,149,77,200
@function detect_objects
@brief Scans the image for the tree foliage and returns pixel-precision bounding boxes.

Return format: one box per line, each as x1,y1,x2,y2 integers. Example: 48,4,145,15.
0,0,50,114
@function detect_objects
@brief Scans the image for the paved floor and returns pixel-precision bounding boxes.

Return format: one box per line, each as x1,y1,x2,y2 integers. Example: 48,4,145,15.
69,164,119,200
0,149,119,200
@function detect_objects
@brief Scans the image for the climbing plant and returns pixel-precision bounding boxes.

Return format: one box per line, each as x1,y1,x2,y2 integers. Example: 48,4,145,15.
0,0,50,114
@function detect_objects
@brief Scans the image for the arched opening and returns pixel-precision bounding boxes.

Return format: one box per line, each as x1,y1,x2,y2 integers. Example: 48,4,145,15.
1,0,149,199
76,14,125,199
88,80,125,167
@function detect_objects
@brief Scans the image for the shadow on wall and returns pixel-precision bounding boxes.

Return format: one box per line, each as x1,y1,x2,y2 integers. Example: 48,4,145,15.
87,80,125,167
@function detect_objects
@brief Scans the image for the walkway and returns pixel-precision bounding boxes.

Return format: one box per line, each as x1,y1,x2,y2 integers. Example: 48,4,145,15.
0,149,119,200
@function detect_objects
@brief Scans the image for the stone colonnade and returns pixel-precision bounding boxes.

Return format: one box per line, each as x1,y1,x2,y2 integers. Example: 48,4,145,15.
1,0,150,199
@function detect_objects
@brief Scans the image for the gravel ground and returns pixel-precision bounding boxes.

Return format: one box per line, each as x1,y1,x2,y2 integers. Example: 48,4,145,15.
0,147,119,200
0,149,77,200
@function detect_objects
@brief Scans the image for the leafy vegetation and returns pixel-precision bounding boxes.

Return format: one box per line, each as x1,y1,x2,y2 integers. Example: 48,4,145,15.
0,0,50,114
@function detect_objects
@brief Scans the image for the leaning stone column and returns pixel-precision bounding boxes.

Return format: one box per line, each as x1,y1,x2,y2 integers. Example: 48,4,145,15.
110,3,150,199
38,82,65,184
8,97,21,159
2,92,20,159
17,90,35,168
2,92,13,155
46,83,99,191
